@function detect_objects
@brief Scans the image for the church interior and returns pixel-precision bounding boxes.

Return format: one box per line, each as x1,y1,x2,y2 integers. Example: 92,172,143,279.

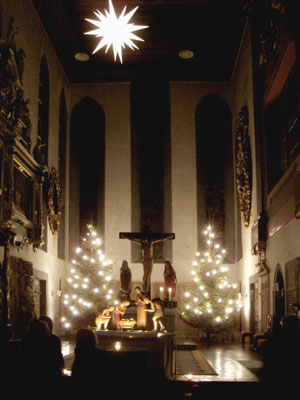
1,0,300,396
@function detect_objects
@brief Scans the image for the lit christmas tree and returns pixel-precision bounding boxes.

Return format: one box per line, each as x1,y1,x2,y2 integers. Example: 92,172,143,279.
181,225,243,340
61,224,116,330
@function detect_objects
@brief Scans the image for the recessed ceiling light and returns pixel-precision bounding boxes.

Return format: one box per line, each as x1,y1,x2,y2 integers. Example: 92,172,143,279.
178,49,194,59
74,52,90,62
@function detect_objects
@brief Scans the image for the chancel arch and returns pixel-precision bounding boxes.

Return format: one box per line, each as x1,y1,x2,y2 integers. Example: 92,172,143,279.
69,96,105,256
130,73,172,263
195,93,235,259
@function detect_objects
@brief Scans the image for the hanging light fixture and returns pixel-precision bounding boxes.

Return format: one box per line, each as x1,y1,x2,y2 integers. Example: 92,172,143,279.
85,0,148,63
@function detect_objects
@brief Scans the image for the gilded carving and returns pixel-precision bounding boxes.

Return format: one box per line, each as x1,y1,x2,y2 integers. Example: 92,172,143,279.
243,0,287,76
0,17,31,148
47,167,61,234
235,106,252,227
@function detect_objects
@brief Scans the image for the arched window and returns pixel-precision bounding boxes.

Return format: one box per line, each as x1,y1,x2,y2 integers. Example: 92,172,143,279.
69,97,105,253
58,89,67,260
37,55,49,163
38,55,49,251
195,94,236,258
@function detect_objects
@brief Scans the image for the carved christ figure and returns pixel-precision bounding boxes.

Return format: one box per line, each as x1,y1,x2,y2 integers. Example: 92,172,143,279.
120,226,175,296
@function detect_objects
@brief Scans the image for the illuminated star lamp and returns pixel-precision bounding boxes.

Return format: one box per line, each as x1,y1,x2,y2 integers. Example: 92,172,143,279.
85,0,148,63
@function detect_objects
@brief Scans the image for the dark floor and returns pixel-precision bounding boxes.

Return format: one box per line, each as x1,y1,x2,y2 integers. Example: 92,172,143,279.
175,341,262,382
62,339,266,397
62,339,263,381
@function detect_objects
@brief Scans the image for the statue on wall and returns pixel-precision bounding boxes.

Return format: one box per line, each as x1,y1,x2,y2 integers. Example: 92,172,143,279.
120,260,132,301
163,260,177,300
0,17,31,146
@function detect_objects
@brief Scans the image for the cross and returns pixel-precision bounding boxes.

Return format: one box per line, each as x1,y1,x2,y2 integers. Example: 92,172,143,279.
119,225,175,297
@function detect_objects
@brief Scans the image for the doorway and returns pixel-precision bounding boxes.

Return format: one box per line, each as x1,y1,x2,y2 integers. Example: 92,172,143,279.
249,281,259,332
33,277,46,318
274,265,285,324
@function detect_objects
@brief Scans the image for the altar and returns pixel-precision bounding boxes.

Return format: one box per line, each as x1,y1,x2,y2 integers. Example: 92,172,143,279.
95,330,176,379
122,305,177,331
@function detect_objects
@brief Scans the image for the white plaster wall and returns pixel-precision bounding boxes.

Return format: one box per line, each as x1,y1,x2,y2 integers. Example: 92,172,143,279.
1,0,69,332
232,23,266,329
67,83,174,288
267,218,300,294
170,82,233,286
67,84,132,282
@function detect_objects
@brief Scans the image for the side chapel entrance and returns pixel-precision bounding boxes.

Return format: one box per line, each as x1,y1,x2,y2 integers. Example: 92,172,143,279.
274,265,285,325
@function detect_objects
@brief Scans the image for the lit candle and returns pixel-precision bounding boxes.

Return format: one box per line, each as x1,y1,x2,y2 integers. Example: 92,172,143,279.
160,287,164,300
168,287,172,301
115,341,121,351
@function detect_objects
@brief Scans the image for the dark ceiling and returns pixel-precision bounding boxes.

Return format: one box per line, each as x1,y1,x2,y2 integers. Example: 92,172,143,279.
31,0,247,83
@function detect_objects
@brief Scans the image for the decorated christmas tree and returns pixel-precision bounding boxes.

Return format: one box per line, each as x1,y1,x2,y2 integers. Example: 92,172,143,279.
61,224,116,330
180,225,243,340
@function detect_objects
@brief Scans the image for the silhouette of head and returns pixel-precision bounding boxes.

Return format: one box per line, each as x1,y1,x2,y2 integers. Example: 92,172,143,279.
39,316,53,334
75,328,97,349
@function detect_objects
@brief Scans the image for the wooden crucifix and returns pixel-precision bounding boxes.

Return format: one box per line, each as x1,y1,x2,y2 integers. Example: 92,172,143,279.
119,225,175,297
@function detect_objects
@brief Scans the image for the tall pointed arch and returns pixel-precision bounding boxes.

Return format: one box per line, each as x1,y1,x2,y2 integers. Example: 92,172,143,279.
69,96,105,254
38,55,50,251
195,93,235,258
37,55,50,164
130,73,172,262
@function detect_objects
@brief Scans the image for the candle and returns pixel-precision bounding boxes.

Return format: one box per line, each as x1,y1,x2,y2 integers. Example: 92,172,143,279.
168,287,172,301
115,341,121,351
160,287,164,300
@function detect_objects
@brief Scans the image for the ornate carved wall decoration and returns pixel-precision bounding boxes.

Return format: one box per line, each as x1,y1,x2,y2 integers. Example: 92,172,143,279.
0,17,31,149
204,184,225,238
243,0,287,81
235,105,252,227
0,17,46,329
9,256,35,339
47,167,61,234
258,0,286,69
